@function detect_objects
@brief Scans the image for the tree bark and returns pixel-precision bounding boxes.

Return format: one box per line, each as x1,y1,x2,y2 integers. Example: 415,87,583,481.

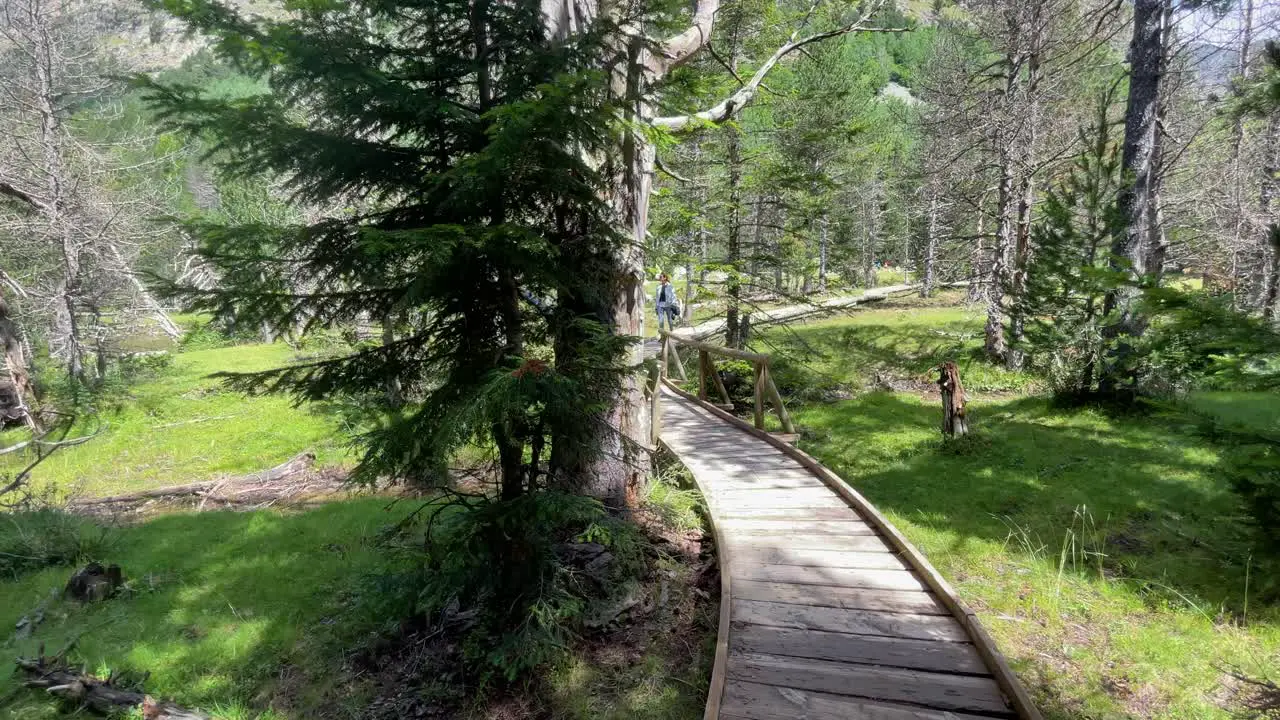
724,122,744,349
922,181,940,298
1100,0,1166,397
0,292,38,430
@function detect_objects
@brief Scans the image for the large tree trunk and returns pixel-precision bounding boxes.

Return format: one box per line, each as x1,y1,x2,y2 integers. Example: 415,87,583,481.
1100,0,1166,397
724,123,744,349
986,149,1016,362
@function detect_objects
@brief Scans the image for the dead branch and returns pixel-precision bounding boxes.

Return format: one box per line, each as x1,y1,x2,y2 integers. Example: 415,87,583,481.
15,654,211,719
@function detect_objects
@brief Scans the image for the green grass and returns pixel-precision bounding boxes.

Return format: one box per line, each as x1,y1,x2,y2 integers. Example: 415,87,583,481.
2,343,355,499
763,300,1280,719
0,499,417,720
756,294,1037,396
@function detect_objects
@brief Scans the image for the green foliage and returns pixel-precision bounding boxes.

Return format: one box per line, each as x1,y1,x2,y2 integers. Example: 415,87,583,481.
1143,286,1280,392
1224,442,1280,557
0,508,112,579
408,491,645,682
140,0,637,499
1022,91,1128,399
0,342,352,499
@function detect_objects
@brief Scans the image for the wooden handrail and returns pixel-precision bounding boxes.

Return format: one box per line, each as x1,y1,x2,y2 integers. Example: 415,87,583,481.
658,330,770,362
655,332,795,438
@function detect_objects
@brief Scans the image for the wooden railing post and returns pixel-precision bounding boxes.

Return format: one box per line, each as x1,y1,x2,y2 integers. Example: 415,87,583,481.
650,361,662,445
761,363,795,434
660,335,670,379
698,350,708,401
752,361,765,430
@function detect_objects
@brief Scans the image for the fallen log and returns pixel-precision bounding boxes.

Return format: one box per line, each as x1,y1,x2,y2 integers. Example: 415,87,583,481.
16,655,211,719
71,452,318,508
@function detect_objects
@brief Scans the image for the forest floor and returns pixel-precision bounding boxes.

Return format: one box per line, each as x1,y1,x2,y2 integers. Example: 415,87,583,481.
746,290,1280,720
0,333,716,719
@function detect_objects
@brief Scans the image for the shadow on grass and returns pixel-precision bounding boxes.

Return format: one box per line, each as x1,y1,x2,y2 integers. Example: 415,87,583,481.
797,392,1259,616
1,498,418,720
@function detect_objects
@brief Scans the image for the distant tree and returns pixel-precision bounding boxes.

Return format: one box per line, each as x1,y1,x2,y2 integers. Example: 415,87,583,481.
0,0,179,391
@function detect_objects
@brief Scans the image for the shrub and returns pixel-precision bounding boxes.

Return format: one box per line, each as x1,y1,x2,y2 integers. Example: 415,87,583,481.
0,508,113,579
1228,443,1280,553
408,491,647,683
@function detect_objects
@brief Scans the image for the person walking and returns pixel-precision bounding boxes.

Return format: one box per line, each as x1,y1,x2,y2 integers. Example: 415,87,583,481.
655,274,678,331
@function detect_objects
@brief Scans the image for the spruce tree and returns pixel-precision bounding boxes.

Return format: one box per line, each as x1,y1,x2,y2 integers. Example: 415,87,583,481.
138,0,633,498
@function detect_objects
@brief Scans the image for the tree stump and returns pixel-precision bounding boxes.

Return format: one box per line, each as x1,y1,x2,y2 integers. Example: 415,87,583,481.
937,361,968,437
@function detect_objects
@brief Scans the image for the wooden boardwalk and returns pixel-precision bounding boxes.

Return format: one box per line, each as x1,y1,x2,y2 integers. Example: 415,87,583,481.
659,386,1039,720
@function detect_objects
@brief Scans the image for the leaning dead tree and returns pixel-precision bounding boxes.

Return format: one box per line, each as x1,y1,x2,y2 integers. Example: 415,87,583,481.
0,0,180,388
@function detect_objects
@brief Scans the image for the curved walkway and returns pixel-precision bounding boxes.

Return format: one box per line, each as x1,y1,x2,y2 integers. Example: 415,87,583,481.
659,385,1040,720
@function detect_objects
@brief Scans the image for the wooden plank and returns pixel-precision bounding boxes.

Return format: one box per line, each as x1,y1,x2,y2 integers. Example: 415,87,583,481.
733,564,926,592
713,506,854,521
732,580,946,615
713,486,848,502
725,533,893,552
717,518,877,534
733,599,966,641
720,681,1004,720
710,476,826,491
730,546,909,571
727,653,1012,715
731,625,990,674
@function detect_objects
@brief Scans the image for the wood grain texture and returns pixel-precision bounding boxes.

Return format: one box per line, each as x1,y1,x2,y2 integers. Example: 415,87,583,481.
728,653,1012,714
731,625,990,674
720,681,1005,720
731,580,946,614
733,599,969,641
733,564,927,591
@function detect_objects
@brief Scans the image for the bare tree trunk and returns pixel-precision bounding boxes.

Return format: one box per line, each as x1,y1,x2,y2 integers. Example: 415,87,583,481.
986,150,1015,362
1228,0,1254,308
382,311,403,408
818,212,829,294
724,123,744,349
922,181,939,298
968,205,987,303
1100,0,1166,397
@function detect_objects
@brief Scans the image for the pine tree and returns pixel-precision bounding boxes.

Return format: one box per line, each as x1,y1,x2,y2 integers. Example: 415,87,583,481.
1023,92,1127,398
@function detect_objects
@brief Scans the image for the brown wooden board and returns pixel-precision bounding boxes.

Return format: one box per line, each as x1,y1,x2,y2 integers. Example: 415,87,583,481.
716,518,878,534
730,579,946,614
713,506,855,521
727,653,1012,715
733,599,968,642
729,546,908,570
719,681,1005,720
722,533,893,553
733,565,927,592
731,625,990,674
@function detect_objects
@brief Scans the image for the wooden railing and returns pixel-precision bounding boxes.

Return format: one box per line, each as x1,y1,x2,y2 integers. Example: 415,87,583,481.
651,330,795,444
